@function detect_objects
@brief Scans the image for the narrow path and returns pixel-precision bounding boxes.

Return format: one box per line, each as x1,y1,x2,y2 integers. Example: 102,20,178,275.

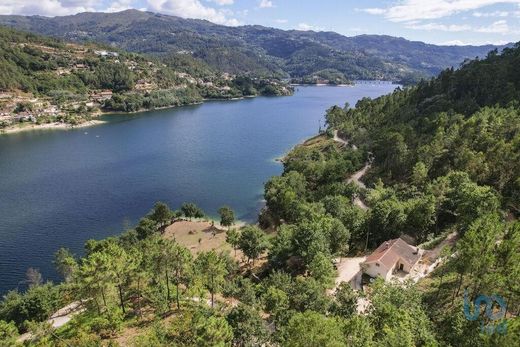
333,130,357,149
332,130,369,210
48,301,84,328
333,130,349,146
18,301,84,342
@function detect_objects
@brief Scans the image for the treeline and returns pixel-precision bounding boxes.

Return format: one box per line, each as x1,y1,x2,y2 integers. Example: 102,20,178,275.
104,88,203,112
0,201,444,346
325,45,520,213
1,198,517,345
255,41,520,345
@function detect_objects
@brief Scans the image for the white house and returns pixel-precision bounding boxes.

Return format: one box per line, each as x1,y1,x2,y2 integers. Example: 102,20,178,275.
362,238,421,281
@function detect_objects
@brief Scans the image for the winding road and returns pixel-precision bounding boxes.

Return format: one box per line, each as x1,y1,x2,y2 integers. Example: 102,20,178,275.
333,130,369,210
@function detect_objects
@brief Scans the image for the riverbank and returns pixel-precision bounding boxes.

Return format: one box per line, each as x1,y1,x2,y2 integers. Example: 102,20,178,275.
0,91,291,135
0,120,106,135
290,83,353,87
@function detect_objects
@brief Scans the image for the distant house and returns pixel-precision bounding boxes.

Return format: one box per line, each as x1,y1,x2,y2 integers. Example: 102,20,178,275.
362,238,421,281
94,50,119,57
90,90,113,103
135,79,154,91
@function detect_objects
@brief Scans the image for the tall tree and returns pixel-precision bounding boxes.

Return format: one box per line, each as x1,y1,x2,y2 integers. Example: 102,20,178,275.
226,304,269,347
181,202,205,220
238,226,269,266
149,202,173,228
226,228,240,256
135,217,157,240
25,268,43,288
170,243,193,310
53,248,77,283
281,311,346,347
195,251,228,308
218,206,235,229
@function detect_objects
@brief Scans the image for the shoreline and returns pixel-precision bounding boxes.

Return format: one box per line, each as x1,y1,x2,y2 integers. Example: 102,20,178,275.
0,92,288,135
0,120,106,135
290,83,353,87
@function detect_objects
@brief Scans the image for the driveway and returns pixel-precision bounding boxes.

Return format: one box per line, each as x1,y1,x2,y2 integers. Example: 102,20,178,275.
334,256,366,291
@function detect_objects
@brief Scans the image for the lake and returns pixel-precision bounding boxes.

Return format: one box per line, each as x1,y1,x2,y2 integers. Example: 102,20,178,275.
0,84,397,293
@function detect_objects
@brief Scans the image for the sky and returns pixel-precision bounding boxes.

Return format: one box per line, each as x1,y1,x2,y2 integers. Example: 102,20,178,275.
1,0,520,46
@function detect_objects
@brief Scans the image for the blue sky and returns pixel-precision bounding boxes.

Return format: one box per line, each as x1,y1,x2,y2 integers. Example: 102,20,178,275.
1,1,520,45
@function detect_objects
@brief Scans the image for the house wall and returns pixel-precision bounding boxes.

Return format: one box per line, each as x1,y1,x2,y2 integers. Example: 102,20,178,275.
364,262,391,279
396,259,412,273
385,263,396,281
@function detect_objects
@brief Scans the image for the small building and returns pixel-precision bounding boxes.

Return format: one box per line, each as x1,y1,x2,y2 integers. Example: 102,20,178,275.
135,80,154,91
361,238,421,281
90,90,113,103
94,50,119,57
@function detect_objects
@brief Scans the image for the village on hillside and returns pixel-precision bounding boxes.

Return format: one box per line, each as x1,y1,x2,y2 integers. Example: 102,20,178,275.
0,39,292,132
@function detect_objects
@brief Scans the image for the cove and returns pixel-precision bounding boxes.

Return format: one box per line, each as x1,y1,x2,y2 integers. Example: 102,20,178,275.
0,84,397,293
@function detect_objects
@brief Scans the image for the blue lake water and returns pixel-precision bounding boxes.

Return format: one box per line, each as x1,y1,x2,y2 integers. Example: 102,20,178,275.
0,84,397,293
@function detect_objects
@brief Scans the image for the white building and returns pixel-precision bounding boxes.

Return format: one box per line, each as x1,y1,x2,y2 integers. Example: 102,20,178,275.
362,238,421,281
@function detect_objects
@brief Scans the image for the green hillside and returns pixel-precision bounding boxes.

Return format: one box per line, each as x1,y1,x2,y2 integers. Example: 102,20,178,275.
0,10,509,84
0,26,292,130
0,30,518,347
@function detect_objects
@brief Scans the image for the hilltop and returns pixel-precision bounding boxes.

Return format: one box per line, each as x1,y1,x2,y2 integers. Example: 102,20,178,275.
0,9,509,85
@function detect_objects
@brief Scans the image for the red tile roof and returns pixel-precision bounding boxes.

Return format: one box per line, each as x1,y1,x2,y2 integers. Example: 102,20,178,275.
364,238,420,269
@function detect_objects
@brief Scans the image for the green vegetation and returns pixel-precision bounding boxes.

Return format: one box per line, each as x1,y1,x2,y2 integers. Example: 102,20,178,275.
218,206,235,229
0,34,519,347
0,9,507,84
0,26,292,130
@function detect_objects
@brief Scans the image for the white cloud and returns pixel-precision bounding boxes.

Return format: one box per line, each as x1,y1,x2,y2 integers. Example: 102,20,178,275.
146,0,241,26
0,0,97,16
274,19,288,24
441,39,510,45
106,0,136,13
407,19,518,34
405,22,472,32
258,0,274,9
473,10,509,17
358,8,386,15
210,0,234,5
405,20,520,35
440,39,470,45
297,22,324,31
360,1,520,22
475,19,513,33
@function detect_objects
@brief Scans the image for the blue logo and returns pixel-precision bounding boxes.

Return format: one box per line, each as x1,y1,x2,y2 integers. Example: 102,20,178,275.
463,290,507,335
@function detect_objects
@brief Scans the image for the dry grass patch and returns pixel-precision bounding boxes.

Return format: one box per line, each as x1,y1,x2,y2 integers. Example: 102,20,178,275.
163,220,243,260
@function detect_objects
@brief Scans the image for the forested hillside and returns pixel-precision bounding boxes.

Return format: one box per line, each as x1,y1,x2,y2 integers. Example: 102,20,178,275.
0,9,508,84
0,26,291,130
259,41,520,345
0,36,518,346
327,45,520,214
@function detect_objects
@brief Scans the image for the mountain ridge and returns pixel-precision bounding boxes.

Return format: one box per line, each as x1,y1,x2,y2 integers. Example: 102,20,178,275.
0,9,512,84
